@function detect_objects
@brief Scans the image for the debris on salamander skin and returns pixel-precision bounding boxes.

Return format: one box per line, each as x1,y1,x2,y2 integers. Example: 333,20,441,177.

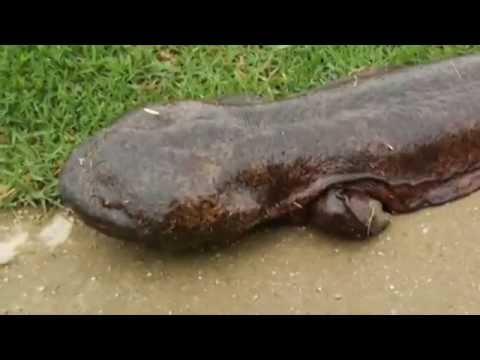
293,202,303,209
143,108,160,115
451,61,463,79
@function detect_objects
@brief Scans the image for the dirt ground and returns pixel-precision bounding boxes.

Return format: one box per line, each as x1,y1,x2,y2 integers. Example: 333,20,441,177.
2,191,480,314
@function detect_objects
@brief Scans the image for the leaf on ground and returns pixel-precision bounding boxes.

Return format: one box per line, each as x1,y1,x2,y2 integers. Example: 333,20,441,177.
0,185,16,202
0,128,8,144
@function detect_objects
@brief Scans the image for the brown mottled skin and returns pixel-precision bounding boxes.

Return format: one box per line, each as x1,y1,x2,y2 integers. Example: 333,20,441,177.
60,54,480,250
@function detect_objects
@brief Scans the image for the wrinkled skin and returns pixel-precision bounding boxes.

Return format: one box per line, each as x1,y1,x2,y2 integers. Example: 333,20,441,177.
60,54,480,250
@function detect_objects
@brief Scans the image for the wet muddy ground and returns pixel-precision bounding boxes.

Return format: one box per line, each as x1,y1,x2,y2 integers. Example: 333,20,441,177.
2,192,480,314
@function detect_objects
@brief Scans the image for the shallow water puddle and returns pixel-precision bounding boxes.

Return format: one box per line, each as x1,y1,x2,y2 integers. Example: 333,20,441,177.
2,192,480,314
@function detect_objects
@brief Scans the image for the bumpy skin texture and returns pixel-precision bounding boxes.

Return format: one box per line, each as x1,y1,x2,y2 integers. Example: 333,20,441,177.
60,54,480,250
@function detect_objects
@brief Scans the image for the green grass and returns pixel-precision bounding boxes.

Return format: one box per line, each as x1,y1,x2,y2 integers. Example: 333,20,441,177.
1,45,480,210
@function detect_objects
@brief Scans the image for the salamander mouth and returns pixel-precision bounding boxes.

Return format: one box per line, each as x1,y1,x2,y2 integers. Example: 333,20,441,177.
59,138,138,232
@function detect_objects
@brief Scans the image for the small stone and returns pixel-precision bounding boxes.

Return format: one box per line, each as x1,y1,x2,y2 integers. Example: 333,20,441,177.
334,293,343,300
316,287,323,293
3,277,8,283
17,274,23,279
252,294,259,301
36,285,46,292
389,284,395,290
114,293,120,298
146,272,152,278
91,276,96,281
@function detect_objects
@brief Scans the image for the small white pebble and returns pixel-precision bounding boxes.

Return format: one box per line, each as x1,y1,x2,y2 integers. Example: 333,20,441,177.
98,309,103,314
377,251,385,256
422,227,429,235
17,274,23,279
3,277,8,283
271,270,277,276
198,275,203,280
252,294,259,301
146,272,152,278
334,293,343,300
426,278,433,283
316,287,323,293
91,276,96,281
36,285,45,292
389,284,395,290
168,310,173,315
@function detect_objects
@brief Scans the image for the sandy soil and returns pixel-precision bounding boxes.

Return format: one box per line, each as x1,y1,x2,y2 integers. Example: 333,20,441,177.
2,191,480,314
